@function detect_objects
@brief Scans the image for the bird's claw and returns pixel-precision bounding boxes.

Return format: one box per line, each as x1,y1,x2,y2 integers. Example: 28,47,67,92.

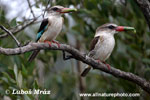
44,40,52,47
106,64,111,70
102,61,111,70
52,40,60,48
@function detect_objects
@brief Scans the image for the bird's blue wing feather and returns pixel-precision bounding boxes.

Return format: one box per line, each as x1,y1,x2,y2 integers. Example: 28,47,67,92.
36,25,48,41
36,18,49,42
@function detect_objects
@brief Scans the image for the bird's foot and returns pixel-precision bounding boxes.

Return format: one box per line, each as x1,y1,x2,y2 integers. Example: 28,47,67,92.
102,61,111,70
44,40,51,47
52,40,60,48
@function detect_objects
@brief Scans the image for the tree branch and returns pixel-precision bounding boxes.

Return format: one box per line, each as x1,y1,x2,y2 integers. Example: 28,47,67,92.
135,0,150,28
0,19,36,39
0,25,21,47
43,0,51,18
0,42,150,94
27,0,36,18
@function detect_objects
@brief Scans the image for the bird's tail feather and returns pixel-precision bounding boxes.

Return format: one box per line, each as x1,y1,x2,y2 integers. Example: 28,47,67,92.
28,50,40,62
81,65,91,77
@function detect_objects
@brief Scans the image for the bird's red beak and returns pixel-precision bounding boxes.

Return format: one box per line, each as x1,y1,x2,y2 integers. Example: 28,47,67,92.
60,8,77,13
115,26,124,32
115,26,136,33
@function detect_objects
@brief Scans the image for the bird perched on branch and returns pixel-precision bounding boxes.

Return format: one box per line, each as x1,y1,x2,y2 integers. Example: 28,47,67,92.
81,23,136,77
28,5,77,62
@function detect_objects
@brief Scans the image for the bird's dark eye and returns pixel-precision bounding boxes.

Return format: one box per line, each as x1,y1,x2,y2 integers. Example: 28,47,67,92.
52,7,58,11
108,25,116,29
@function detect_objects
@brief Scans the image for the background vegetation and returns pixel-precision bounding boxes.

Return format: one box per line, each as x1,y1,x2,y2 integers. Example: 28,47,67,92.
0,0,150,99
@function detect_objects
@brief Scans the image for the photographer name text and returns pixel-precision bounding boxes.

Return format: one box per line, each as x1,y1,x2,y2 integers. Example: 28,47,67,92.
6,89,51,95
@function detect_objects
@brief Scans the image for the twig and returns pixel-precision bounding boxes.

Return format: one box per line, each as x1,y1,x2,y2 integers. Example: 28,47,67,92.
0,25,21,47
27,0,36,18
0,42,149,93
43,0,51,18
135,0,150,28
0,19,36,39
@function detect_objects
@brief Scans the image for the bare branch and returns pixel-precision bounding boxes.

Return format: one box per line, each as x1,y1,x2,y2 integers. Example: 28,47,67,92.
43,0,51,18
27,0,36,18
135,0,150,28
0,25,21,47
0,42,149,93
0,19,36,39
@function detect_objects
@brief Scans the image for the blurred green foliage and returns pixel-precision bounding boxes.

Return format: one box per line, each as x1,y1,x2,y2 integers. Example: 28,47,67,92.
0,0,150,100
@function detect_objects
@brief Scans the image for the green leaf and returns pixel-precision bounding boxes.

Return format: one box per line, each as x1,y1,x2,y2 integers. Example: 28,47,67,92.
33,80,39,89
2,72,16,84
142,58,150,64
17,21,23,24
35,3,40,8
14,64,18,80
24,94,31,100
17,71,23,88
10,18,17,27
1,77,9,84
22,64,28,77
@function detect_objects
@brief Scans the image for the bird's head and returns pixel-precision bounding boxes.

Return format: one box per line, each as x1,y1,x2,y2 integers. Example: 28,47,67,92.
46,5,77,16
95,23,136,37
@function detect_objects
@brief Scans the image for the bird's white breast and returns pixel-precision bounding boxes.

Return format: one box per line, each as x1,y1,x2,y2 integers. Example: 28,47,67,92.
40,16,63,42
92,34,115,61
